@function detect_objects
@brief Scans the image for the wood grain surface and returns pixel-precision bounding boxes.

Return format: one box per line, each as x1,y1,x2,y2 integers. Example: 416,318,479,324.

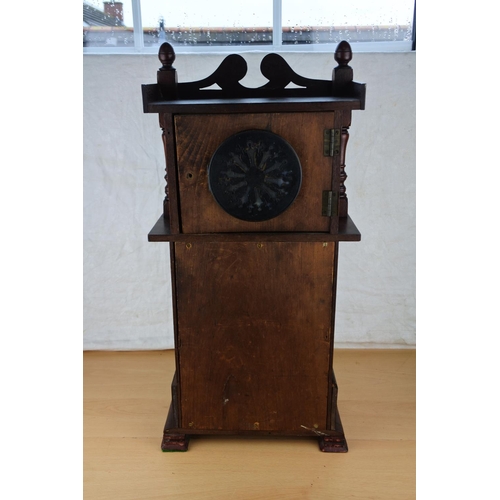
175,112,335,233
174,241,335,433
84,349,416,500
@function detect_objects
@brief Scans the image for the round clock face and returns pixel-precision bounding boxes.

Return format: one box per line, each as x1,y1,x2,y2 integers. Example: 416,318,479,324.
208,130,302,222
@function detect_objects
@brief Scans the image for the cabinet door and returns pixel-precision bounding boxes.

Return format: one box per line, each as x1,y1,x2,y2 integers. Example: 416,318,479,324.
175,112,335,233
175,241,334,433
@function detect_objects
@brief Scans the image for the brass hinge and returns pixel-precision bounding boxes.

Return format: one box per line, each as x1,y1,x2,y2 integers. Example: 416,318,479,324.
323,128,341,157
322,191,338,217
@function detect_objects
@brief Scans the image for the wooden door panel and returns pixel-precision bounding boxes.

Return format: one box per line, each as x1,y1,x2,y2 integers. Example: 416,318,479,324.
175,241,334,432
175,112,335,233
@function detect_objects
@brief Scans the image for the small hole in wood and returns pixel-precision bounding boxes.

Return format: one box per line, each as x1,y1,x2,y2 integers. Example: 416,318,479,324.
186,172,193,179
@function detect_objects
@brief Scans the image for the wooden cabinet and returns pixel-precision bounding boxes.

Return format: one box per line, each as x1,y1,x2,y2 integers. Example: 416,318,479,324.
142,41,366,452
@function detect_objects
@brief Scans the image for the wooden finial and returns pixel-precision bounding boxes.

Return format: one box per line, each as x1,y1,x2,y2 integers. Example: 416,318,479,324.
332,40,353,95
158,42,176,71
157,43,178,99
334,40,352,67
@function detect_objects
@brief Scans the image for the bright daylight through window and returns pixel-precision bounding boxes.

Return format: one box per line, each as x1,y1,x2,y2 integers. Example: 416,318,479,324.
83,0,415,52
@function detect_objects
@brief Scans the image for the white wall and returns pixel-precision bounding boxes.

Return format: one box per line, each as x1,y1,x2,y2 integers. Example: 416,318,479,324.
83,50,415,350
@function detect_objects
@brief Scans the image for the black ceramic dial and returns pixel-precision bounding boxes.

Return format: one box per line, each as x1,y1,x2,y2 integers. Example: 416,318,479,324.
208,130,302,222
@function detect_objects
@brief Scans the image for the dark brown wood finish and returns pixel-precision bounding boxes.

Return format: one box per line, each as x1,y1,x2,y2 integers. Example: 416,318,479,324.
141,41,365,452
145,97,363,115
168,242,182,425
157,42,178,100
161,402,189,451
148,214,361,242
338,112,352,218
327,243,340,430
142,41,365,106
175,241,333,432
175,112,336,234
159,113,180,232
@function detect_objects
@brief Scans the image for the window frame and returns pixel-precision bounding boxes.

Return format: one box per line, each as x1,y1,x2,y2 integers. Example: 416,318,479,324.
83,0,416,54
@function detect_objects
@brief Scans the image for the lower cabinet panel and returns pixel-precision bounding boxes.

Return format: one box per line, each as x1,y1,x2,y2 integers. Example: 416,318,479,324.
174,241,335,432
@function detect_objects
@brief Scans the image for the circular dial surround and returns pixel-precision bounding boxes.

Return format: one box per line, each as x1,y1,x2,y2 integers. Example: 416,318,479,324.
208,130,302,222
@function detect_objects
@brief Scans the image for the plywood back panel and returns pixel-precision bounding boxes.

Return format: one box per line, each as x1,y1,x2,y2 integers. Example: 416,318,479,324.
175,241,334,432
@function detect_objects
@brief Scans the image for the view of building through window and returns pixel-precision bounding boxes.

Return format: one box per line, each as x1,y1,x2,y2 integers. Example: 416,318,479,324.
83,0,135,47
83,0,414,49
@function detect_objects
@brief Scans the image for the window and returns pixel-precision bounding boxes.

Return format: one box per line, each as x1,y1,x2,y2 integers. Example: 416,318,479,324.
83,0,415,53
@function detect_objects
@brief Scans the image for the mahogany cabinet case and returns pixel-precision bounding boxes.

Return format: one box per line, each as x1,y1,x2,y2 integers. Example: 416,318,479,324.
141,41,366,452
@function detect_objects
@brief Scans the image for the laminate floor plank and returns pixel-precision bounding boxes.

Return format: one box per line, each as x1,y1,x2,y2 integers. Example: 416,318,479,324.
84,349,415,500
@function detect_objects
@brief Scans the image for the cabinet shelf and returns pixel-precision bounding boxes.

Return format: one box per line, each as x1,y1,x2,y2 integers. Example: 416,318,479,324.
148,215,361,242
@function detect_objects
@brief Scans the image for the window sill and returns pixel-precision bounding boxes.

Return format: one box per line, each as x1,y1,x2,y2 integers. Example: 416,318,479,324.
83,40,413,56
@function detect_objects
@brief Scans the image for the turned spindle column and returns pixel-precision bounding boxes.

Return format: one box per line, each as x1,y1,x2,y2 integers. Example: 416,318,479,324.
332,41,355,218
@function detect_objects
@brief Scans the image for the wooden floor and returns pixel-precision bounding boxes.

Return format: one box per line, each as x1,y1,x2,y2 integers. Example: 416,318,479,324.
84,349,415,499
